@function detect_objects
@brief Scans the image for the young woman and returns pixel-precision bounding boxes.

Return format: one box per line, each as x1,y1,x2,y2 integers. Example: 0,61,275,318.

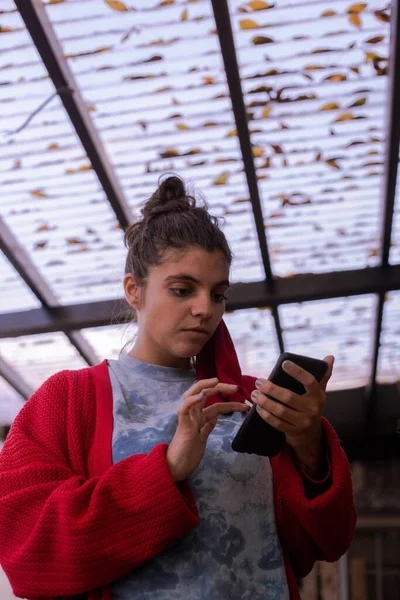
0,176,356,600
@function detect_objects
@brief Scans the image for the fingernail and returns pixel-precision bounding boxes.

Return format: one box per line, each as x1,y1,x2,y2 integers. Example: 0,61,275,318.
255,379,262,389
251,390,259,400
283,360,294,371
244,399,253,407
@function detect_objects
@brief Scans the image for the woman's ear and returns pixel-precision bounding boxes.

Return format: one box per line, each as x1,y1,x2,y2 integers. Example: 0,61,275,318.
123,273,141,311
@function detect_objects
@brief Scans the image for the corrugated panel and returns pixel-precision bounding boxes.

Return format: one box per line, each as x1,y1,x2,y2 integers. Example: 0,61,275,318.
230,0,390,276
224,307,280,379
0,252,40,313
44,0,265,283
280,294,377,390
80,323,137,360
0,377,24,426
0,333,88,390
389,162,400,265
0,3,127,306
377,291,400,384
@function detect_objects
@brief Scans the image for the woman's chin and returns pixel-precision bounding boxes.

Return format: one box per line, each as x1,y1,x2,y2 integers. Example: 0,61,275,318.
172,340,207,359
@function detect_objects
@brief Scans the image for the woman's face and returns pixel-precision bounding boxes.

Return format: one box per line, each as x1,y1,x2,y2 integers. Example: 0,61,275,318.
124,247,230,368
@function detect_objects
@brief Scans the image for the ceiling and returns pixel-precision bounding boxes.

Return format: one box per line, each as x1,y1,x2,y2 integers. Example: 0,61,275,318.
0,0,399,454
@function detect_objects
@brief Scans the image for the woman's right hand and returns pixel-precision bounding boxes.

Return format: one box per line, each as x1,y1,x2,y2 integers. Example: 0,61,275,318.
166,378,249,483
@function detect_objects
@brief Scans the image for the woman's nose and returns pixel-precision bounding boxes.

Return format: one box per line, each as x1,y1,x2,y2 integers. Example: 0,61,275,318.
191,295,214,318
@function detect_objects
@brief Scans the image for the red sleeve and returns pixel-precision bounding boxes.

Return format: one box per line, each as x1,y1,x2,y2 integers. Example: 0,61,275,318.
271,418,356,578
0,373,199,599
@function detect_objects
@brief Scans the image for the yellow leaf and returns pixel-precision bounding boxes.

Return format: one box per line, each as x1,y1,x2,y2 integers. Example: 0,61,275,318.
247,1,272,10
324,73,347,82
240,19,260,30
213,172,229,185
31,189,47,198
347,3,367,14
262,106,271,118
66,168,76,174
36,224,50,232
176,123,189,130
320,102,340,111
0,26,12,33
159,0,174,5
304,65,323,71
366,52,380,63
349,97,366,107
105,0,128,11
203,76,214,85
252,146,264,157
79,164,92,172
335,112,355,122
67,237,85,245
367,35,385,44
49,0,65,4
160,149,180,158
349,13,362,27
326,159,341,169
374,10,390,23
227,128,237,137
181,9,188,21
172,97,180,105
87,104,96,112
321,10,336,17
252,35,274,44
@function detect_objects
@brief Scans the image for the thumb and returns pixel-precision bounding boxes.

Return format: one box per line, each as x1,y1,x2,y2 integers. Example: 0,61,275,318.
320,355,335,392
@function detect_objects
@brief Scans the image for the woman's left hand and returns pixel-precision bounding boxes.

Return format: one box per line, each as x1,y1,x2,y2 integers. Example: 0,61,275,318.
252,356,334,475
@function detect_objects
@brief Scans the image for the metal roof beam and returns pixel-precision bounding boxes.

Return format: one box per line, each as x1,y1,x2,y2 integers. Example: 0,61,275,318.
0,357,34,401
211,0,284,352
3,265,400,338
14,0,133,231
367,0,400,433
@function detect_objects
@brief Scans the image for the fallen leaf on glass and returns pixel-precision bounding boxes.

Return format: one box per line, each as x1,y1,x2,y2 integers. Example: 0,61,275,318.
105,0,128,11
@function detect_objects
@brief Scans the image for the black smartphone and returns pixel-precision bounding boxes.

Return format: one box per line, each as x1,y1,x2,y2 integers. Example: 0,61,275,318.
231,352,328,457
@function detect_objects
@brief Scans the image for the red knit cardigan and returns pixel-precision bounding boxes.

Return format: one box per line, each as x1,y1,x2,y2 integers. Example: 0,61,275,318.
0,322,356,600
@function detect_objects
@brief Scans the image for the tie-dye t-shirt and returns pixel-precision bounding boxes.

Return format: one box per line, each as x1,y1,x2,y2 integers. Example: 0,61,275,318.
108,355,289,600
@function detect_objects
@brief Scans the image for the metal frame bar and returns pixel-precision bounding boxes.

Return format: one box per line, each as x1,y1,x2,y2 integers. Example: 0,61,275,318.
3,265,400,338
210,0,284,353
366,0,400,432
0,357,34,401
14,0,133,231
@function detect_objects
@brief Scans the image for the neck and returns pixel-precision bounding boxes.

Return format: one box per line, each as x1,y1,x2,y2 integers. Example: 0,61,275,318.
129,338,192,370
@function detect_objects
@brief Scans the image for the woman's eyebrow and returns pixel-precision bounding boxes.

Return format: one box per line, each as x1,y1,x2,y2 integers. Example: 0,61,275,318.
164,274,230,287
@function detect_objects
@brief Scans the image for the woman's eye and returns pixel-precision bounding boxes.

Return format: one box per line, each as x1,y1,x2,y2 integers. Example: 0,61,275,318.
170,288,192,297
213,293,228,303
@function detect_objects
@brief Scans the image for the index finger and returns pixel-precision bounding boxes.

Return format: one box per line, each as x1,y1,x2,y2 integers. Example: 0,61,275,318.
281,360,321,395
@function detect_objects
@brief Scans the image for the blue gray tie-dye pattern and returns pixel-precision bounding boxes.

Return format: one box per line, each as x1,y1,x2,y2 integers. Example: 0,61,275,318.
108,355,289,600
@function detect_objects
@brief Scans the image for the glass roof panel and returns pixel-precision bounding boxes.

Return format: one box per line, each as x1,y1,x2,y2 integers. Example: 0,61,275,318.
0,376,24,426
230,0,390,276
224,307,280,379
44,0,265,283
0,252,41,313
80,322,137,361
0,332,88,390
0,3,127,306
377,290,400,384
280,294,377,390
389,152,400,265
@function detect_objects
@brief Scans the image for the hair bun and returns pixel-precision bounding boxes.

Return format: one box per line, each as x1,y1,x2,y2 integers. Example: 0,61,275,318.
142,175,194,219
